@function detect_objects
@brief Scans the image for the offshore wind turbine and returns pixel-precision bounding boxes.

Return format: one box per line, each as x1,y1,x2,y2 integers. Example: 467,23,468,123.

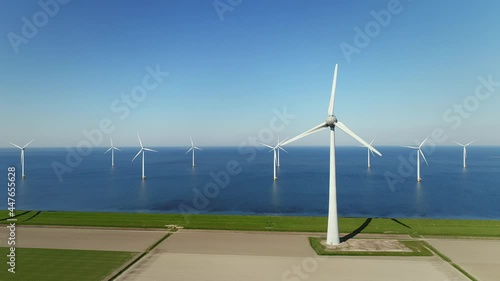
276,137,288,167
454,140,475,168
132,134,157,180
104,138,121,167
10,139,35,179
185,137,202,167
403,135,430,182
280,64,381,245
367,138,376,168
259,140,287,181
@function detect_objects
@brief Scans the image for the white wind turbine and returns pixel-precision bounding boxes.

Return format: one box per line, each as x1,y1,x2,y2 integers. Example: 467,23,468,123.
366,138,376,168
185,137,202,167
280,64,381,245
10,139,35,179
104,138,121,167
276,137,288,167
259,139,287,181
454,140,475,168
132,134,157,180
403,135,430,182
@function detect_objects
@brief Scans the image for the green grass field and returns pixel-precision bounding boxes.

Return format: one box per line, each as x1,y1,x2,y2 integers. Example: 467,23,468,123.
2,210,499,237
0,248,135,281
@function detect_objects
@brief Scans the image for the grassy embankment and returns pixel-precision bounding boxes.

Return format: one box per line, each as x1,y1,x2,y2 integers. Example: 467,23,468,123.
2,210,499,238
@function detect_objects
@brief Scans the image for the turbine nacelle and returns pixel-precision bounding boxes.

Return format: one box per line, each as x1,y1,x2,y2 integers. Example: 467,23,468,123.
326,115,337,127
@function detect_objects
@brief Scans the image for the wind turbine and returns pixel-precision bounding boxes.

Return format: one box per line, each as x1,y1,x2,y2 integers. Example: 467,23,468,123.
9,139,35,179
454,140,475,168
280,64,381,245
132,134,157,180
403,135,430,182
276,137,288,167
366,138,376,168
185,137,202,167
259,140,287,181
104,138,121,167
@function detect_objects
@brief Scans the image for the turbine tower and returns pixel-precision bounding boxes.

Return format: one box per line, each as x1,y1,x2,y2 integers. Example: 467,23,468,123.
132,134,157,180
454,140,475,168
280,64,381,245
259,140,287,181
186,137,202,167
403,135,430,182
104,138,121,167
10,139,35,179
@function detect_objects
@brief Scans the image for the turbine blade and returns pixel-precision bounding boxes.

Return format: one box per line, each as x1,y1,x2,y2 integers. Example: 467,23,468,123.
185,147,193,154
370,149,375,157
137,133,143,148
370,137,376,145
278,146,288,153
402,146,419,149
336,121,382,156
113,147,121,151
132,150,142,162
420,149,429,165
194,147,202,150
190,136,194,147
279,137,289,145
327,64,339,116
110,138,113,147
465,140,476,146
143,148,157,152
258,142,274,149
9,142,22,149
280,123,328,146
419,134,431,148
23,139,35,148
454,141,465,146
104,148,112,154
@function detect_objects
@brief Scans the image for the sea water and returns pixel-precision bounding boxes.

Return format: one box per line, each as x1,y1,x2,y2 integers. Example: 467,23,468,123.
0,146,499,219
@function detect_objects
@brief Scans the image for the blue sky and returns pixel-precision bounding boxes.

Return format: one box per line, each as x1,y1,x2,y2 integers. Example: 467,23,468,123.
1,0,499,147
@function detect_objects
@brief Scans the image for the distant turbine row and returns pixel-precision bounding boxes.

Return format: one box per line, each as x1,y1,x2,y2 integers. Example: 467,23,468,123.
8,135,476,183
106,134,203,180
9,135,203,181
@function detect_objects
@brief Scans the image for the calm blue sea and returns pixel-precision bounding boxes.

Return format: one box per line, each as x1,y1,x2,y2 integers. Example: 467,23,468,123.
0,146,499,219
